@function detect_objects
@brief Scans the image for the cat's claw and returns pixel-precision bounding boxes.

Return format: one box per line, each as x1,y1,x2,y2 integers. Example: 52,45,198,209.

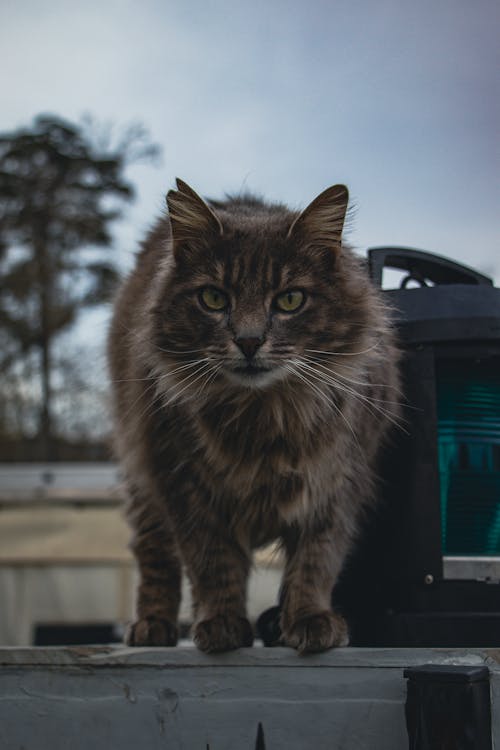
126,616,178,647
282,610,349,653
193,614,254,653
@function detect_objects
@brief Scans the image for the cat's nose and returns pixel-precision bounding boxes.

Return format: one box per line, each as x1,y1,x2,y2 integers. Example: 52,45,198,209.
234,336,263,360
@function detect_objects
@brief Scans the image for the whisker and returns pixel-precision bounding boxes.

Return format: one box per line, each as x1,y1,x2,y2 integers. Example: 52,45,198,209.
134,366,214,427
132,360,213,424
118,376,163,424
302,355,413,416
297,356,402,405
300,354,403,395
282,363,335,413
162,362,217,409
110,357,210,384
165,358,212,377
111,375,156,383
283,361,361,449
194,363,223,401
155,346,207,355
292,358,407,433
300,355,372,387
299,364,386,428
305,341,381,358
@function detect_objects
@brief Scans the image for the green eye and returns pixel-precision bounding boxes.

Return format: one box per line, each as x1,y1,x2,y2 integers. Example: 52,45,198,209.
275,290,305,312
200,287,229,311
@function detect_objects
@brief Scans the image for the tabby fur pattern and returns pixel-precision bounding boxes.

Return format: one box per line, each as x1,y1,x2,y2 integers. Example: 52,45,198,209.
108,179,400,653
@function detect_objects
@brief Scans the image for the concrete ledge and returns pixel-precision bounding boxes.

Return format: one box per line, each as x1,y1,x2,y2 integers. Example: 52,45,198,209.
1,647,499,749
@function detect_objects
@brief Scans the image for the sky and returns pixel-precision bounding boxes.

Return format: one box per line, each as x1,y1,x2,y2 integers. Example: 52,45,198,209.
1,0,499,293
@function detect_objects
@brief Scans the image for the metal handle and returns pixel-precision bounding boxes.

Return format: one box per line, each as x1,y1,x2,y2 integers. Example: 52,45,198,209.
368,246,493,288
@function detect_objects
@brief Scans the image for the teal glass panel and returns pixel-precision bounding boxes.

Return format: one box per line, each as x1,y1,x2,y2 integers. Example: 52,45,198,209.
437,360,500,556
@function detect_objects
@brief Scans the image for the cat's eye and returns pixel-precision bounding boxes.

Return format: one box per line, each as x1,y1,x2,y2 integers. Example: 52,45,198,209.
199,286,229,311
274,290,305,313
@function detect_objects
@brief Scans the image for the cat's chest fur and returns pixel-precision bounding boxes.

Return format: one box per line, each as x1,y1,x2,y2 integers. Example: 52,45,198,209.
189,389,335,526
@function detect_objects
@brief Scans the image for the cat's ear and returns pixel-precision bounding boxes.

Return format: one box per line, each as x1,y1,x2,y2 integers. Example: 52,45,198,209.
288,185,349,252
166,178,223,252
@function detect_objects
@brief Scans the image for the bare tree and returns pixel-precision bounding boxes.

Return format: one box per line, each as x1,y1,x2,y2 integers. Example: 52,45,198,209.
0,113,160,458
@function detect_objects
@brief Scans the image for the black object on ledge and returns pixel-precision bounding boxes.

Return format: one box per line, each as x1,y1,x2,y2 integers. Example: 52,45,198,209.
338,246,500,647
404,664,492,750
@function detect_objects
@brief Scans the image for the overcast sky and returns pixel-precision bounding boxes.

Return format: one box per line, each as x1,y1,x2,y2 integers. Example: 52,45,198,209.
1,0,499,289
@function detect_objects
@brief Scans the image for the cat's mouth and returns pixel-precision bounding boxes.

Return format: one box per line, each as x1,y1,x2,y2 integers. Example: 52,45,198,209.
232,363,270,376
225,360,280,388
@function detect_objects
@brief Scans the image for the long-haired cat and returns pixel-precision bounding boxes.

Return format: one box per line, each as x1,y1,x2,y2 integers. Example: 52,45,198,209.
108,179,400,653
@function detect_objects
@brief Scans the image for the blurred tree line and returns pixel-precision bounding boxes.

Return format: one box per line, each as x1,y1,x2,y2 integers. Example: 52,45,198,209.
0,114,160,461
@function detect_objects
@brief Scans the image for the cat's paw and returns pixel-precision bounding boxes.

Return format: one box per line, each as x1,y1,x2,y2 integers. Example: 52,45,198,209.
193,615,254,653
282,610,349,654
126,616,178,647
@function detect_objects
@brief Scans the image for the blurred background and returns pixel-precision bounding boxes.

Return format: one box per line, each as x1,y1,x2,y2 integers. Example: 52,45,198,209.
0,0,498,645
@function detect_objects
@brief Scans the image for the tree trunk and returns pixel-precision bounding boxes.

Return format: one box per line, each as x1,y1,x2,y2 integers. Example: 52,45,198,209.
34,220,53,462
39,319,52,461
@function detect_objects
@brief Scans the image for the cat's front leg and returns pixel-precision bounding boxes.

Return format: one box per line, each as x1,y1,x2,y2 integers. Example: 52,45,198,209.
280,526,349,653
126,492,181,647
181,532,253,652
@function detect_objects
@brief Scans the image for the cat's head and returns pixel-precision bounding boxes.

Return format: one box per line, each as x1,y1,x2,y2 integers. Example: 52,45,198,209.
152,179,373,394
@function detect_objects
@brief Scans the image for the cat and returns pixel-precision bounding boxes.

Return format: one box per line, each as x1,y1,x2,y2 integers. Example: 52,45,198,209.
107,178,400,653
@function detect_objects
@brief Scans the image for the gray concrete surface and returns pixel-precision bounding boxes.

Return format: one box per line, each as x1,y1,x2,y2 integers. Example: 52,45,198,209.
1,646,498,749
